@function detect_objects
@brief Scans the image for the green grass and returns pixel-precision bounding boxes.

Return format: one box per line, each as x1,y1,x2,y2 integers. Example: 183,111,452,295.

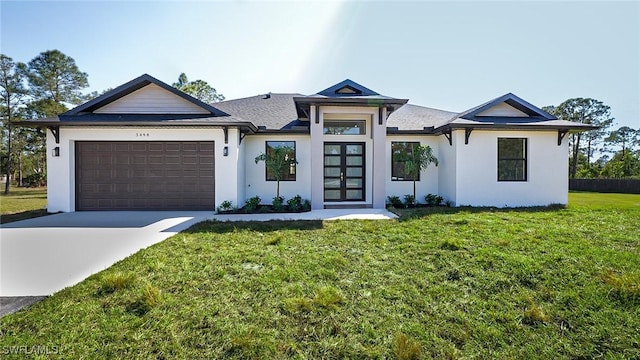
0,193,638,358
0,187,48,223
569,191,640,208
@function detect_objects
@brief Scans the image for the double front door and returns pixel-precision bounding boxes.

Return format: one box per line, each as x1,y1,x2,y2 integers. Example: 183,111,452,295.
324,142,365,201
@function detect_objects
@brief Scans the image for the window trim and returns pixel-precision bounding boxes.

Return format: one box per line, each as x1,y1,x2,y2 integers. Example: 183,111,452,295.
265,141,296,182
323,120,367,135
391,141,421,181
497,138,528,182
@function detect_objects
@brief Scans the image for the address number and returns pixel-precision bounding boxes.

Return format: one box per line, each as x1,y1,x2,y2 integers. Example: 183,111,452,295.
136,133,150,137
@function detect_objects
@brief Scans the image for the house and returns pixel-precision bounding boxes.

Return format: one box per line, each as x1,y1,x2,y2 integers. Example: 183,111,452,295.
23,74,594,212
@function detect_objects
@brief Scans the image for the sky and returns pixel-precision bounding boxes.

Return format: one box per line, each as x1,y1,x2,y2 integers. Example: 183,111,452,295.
1,0,639,129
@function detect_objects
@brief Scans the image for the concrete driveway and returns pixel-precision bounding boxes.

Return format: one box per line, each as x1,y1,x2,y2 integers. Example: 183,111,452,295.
0,211,211,296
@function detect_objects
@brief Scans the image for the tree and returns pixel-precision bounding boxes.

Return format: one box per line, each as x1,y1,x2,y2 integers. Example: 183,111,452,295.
604,126,639,157
544,98,613,178
0,54,28,194
172,73,225,103
26,50,89,109
400,144,438,201
25,49,90,177
254,145,297,199
600,126,640,178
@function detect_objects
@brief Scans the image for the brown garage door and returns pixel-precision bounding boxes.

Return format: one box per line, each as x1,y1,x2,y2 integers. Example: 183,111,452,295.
76,141,215,210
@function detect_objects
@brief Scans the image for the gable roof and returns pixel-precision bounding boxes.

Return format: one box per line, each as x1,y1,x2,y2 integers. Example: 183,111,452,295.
17,74,596,134
457,93,556,122
316,79,380,97
64,73,228,117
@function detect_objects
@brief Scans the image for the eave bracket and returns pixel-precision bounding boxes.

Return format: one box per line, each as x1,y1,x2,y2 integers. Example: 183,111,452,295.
557,129,569,146
239,132,247,145
465,128,473,145
223,126,229,144
443,129,453,146
48,126,60,144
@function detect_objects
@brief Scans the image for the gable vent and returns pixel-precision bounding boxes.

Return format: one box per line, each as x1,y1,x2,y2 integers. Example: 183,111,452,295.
336,86,361,95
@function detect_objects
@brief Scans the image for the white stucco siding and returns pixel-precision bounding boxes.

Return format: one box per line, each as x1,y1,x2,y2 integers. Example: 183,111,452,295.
94,84,210,114
46,127,234,212
243,135,311,205
476,102,529,117
385,136,439,203
454,130,568,207
437,133,458,205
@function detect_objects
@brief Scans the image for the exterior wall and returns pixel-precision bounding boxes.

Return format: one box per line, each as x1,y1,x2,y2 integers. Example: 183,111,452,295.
94,84,209,114
242,135,311,205
236,132,246,206
476,102,529,117
385,135,439,203
309,105,323,209
46,127,233,212
437,132,458,205
454,130,568,207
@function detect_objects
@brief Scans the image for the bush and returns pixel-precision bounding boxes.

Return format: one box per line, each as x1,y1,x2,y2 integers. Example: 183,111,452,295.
244,196,261,213
425,193,444,206
287,195,303,212
22,173,46,187
302,199,311,211
272,196,285,212
387,195,403,208
403,194,416,208
216,200,234,213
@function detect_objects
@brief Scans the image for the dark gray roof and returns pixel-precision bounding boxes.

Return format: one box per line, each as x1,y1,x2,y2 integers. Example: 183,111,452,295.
16,73,595,134
387,104,458,131
212,93,305,130
18,114,256,129
440,118,598,132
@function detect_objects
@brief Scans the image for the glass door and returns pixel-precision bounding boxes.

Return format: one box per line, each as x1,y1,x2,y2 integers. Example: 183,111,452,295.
324,143,365,201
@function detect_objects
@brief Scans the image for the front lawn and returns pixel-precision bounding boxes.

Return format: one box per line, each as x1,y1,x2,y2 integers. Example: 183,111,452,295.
0,193,638,358
0,187,48,224
569,191,640,208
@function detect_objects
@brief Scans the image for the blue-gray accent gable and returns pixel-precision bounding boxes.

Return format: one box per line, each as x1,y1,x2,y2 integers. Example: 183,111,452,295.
63,74,229,117
458,93,557,122
317,79,380,97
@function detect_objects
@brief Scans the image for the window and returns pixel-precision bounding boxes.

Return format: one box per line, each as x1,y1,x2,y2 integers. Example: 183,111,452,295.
323,120,366,135
265,141,296,181
498,138,527,181
391,142,420,181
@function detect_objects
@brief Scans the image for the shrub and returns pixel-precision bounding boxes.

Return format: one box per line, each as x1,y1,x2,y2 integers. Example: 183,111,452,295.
22,173,46,187
425,193,444,206
272,196,285,212
216,200,234,213
301,199,311,211
403,194,416,208
387,195,403,208
244,196,261,213
287,195,303,212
